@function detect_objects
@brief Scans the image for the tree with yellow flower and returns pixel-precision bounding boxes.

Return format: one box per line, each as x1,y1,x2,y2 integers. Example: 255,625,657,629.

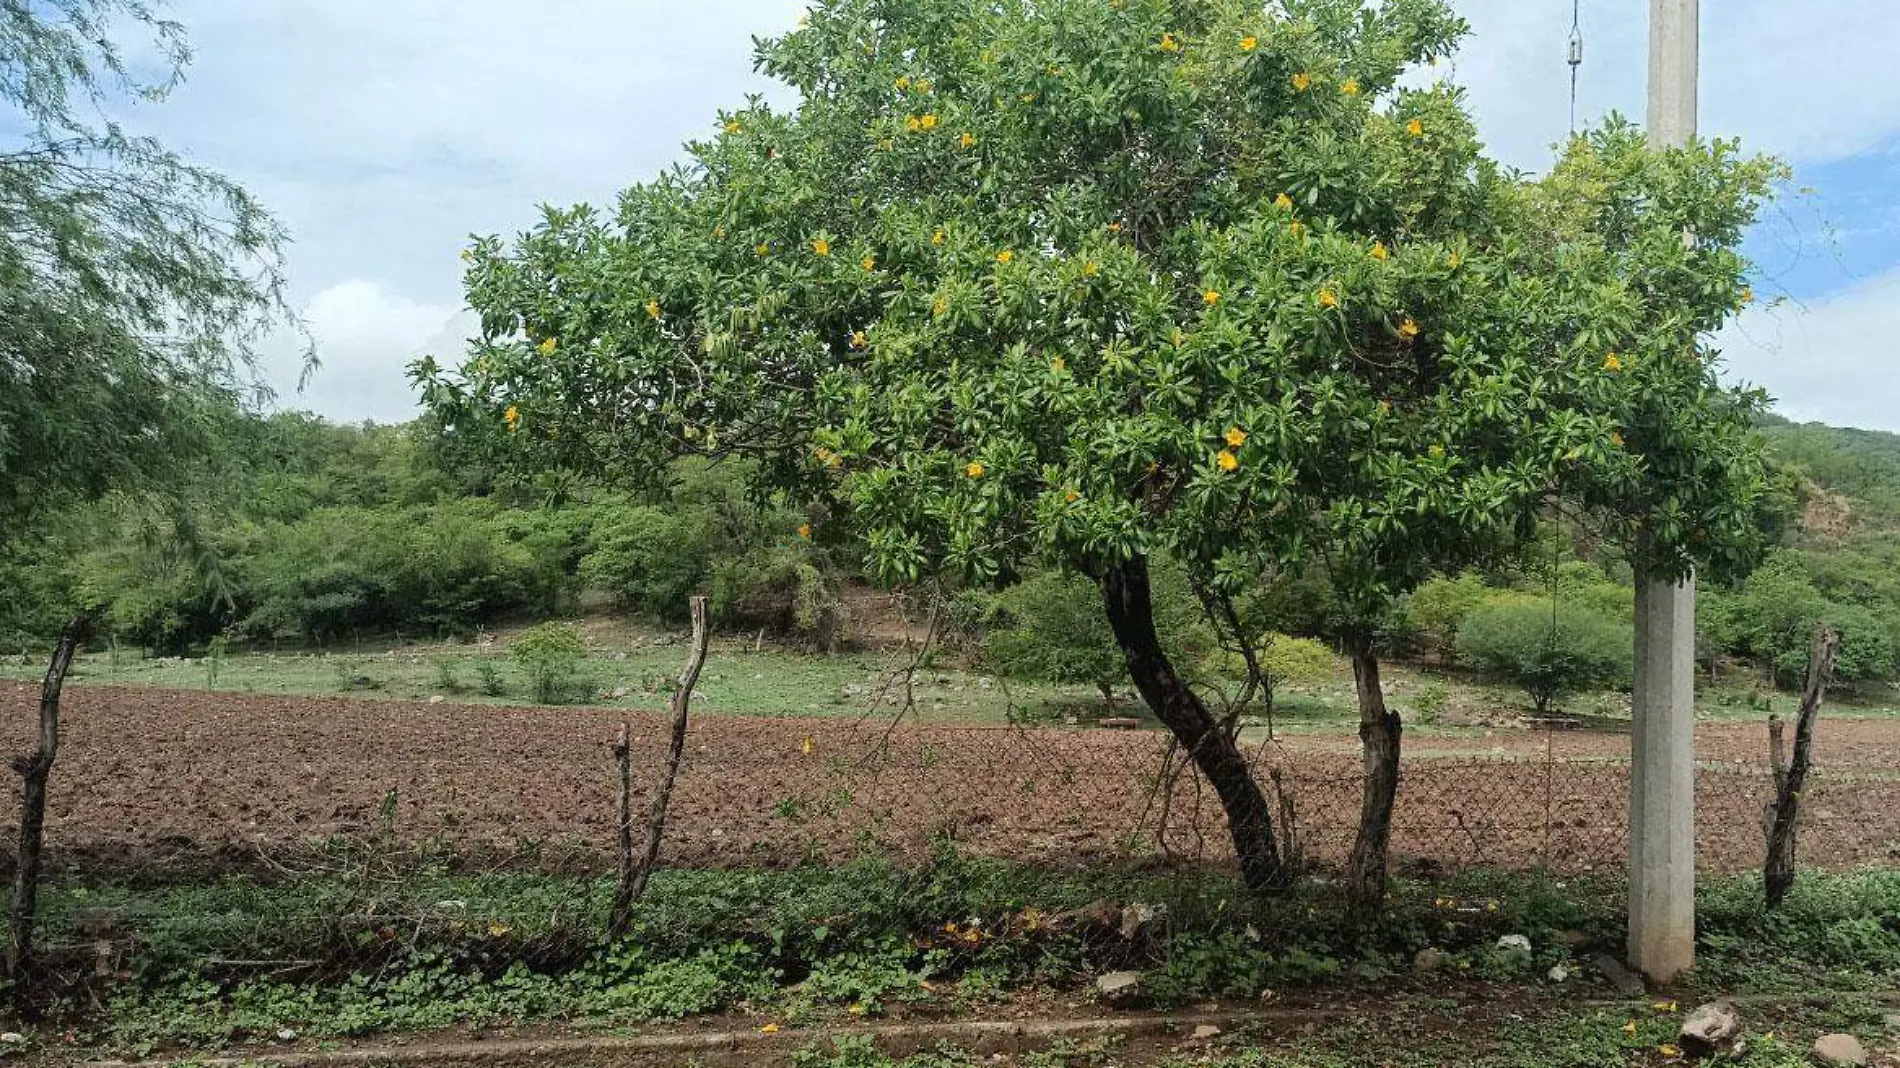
417,0,1778,908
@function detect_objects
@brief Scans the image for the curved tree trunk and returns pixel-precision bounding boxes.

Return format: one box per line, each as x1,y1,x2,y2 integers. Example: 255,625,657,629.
1345,640,1400,914
1100,557,1282,892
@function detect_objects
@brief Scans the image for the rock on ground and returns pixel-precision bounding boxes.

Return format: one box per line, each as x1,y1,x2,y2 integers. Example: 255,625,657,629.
1095,971,1144,1008
1588,952,1647,997
1811,1033,1866,1067
1678,1001,1742,1056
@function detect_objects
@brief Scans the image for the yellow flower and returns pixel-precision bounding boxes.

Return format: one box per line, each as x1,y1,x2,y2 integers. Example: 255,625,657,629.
1406,117,1424,138
761,1023,781,1034
915,78,933,93
1317,288,1338,309
919,112,938,130
932,294,949,317
895,76,911,90
1051,355,1067,371
1224,426,1247,448
960,131,975,149
756,241,770,256
459,248,473,262
1657,1045,1680,1058
1203,289,1221,306
1611,431,1626,448
1080,260,1099,278
1740,286,1755,304
538,337,557,355
1398,318,1420,341
1216,449,1239,471
1292,71,1312,91
1429,443,1446,459
1446,250,1463,269
724,120,743,135
1621,1021,1638,1035
504,406,520,432
797,523,811,540
1159,33,1179,53
1064,488,1080,503
997,249,1014,264
645,299,661,320
812,237,830,257
905,115,922,133
487,922,511,937
1290,221,1307,240
1340,78,1361,96
861,255,876,271
801,735,814,754
1107,221,1123,233
1239,35,1258,52
965,461,986,479
850,330,868,349
847,1002,867,1016
931,228,947,246
1371,240,1389,260
1020,92,1037,103
1603,352,1624,372
1274,192,1295,211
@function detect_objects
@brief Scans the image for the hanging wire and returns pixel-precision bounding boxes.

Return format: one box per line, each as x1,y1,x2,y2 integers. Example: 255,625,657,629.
1566,0,1584,135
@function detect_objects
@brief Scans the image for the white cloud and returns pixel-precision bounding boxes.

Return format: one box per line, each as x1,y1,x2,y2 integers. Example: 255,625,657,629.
1719,268,1900,433
265,280,471,424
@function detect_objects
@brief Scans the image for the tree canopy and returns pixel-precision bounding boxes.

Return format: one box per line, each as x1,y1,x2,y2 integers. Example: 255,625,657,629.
1,0,295,524
417,0,1779,894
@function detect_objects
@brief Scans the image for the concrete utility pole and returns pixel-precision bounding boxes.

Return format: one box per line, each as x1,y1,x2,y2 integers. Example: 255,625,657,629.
1628,0,1699,984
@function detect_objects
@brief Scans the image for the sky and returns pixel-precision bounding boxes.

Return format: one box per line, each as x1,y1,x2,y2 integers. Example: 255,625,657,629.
119,0,1900,431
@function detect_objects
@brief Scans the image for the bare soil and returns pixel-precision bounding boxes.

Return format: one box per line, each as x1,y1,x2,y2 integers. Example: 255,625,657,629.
2,683,1896,881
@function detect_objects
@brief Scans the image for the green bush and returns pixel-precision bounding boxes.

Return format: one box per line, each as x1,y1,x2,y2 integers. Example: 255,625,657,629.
1456,599,1632,713
578,505,712,621
509,623,589,704
709,547,845,649
983,571,1125,704
1405,572,1491,652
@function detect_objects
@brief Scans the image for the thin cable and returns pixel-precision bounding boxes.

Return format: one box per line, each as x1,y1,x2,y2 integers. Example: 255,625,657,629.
1567,0,1584,135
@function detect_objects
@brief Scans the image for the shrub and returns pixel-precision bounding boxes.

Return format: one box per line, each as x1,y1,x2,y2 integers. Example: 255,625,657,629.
1405,572,1491,652
578,505,712,621
1259,634,1337,688
983,571,1125,705
709,547,845,649
1456,599,1632,713
510,623,588,704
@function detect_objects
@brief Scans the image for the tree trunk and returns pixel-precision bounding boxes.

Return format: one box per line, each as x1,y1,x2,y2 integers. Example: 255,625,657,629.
1765,623,1838,909
1101,557,1281,892
1345,639,1400,914
10,614,88,989
609,596,710,937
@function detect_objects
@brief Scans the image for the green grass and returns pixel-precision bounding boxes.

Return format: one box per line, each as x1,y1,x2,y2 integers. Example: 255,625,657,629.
18,848,1900,1058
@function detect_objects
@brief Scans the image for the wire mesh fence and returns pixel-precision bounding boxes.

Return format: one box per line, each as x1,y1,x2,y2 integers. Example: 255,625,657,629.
4,681,1897,884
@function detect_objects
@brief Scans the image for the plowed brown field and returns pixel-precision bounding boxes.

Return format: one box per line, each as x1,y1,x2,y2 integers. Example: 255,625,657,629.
3,682,1897,879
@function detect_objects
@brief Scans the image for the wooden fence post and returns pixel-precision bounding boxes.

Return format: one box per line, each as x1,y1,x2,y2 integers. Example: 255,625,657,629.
9,614,89,989
1763,622,1839,908
609,596,709,938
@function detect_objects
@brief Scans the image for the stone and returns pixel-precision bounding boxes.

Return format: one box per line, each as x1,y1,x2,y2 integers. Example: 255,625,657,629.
428,695,445,704
1095,971,1144,1008
0,1033,23,1044
1413,947,1444,974
276,1028,299,1043
1588,952,1647,997
1884,1011,1900,1033
1190,1025,1222,1042
1120,902,1165,940
1811,1033,1865,1067
1678,1001,1742,1056
1495,934,1532,954
1546,963,1570,983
